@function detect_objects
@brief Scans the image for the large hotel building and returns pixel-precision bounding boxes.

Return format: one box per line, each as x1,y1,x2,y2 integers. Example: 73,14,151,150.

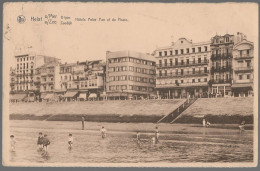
106,51,156,100
154,38,211,99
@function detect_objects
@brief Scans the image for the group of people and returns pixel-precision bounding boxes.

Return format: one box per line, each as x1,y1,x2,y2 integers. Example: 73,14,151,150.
37,132,51,154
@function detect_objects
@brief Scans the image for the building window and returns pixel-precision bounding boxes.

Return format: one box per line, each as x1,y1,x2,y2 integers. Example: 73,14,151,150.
204,46,208,51
164,51,167,56
181,49,184,54
181,80,183,83
170,59,173,66
226,37,229,42
116,85,120,90
175,50,178,55
181,59,184,65
186,59,189,65
246,60,251,67
164,59,167,66
186,48,189,53
239,75,243,80
240,51,242,57
181,69,184,75
198,79,200,82
198,58,201,64
175,58,178,66
247,50,250,55
159,70,162,77
204,67,207,73
175,69,178,75
175,80,178,84
159,51,162,56
198,47,201,52
170,51,173,55
192,79,195,83
204,78,207,82
247,74,250,79
192,68,195,74
159,60,162,67
165,70,167,76
192,48,195,53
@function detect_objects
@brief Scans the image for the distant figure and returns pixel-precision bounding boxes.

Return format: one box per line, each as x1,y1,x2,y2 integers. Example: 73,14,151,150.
136,131,140,142
68,133,73,149
155,126,159,143
42,134,50,152
151,137,156,145
37,132,44,151
206,121,211,128
10,135,16,152
100,126,107,139
81,116,85,130
202,119,206,127
239,120,246,131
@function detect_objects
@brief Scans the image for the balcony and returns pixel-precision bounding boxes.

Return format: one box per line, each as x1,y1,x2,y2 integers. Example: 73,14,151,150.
234,55,253,60
156,60,208,69
234,66,253,73
212,79,232,84
211,66,232,73
156,81,208,88
233,79,253,84
210,53,232,60
156,70,209,78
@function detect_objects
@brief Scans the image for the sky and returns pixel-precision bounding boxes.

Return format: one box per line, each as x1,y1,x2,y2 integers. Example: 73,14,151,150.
3,2,258,67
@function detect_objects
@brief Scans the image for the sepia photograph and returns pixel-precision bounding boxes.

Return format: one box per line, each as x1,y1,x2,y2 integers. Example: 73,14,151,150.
2,2,258,167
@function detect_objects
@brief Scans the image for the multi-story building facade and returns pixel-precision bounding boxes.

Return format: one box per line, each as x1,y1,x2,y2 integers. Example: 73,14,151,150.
34,61,61,101
210,34,234,97
13,53,60,93
106,51,156,100
155,38,211,99
59,60,106,101
10,67,16,92
232,33,254,97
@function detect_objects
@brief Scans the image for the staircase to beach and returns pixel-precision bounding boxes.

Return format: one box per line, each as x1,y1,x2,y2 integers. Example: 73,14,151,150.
157,98,197,124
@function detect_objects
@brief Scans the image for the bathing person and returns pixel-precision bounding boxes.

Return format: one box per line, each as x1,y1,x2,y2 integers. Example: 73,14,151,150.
42,134,50,152
136,131,140,143
206,121,211,128
37,132,44,151
82,116,85,130
100,126,107,139
10,135,16,152
155,126,159,143
68,133,73,148
239,120,246,131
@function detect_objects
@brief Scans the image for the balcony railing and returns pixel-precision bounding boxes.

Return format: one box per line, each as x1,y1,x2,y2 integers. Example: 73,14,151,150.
211,66,232,73
156,70,209,78
234,66,253,72
212,79,232,84
234,55,253,60
156,60,208,68
156,82,208,88
233,79,253,84
211,53,232,60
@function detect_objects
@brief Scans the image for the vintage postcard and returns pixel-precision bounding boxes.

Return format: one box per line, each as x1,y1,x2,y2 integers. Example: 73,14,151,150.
2,2,258,167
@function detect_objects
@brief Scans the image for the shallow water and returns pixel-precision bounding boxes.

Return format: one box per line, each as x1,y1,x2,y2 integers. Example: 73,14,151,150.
8,120,253,163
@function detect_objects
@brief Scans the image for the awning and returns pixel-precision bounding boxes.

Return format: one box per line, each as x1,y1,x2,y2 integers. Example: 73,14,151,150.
63,91,78,98
43,94,54,100
88,93,97,98
232,83,253,88
10,94,27,101
78,93,86,99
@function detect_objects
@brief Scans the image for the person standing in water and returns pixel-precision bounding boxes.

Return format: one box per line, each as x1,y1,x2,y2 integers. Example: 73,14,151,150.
10,135,16,152
68,133,73,149
155,126,159,143
100,126,107,139
37,132,44,151
42,134,50,153
81,116,85,130
136,131,140,143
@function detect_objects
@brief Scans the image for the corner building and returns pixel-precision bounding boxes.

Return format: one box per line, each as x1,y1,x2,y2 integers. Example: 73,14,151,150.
155,38,211,99
106,51,156,100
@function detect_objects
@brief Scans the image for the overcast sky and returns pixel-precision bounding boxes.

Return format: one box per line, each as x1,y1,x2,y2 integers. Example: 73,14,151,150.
3,2,258,66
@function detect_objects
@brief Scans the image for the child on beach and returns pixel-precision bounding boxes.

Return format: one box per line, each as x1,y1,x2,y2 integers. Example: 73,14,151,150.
68,133,73,149
239,120,246,131
37,132,44,151
100,126,107,139
42,134,50,153
10,135,16,152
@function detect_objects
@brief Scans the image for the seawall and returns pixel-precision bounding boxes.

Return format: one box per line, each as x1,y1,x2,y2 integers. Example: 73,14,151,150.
9,98,254,124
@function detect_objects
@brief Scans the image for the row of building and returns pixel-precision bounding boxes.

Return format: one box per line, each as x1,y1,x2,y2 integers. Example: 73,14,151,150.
9,32,254,102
